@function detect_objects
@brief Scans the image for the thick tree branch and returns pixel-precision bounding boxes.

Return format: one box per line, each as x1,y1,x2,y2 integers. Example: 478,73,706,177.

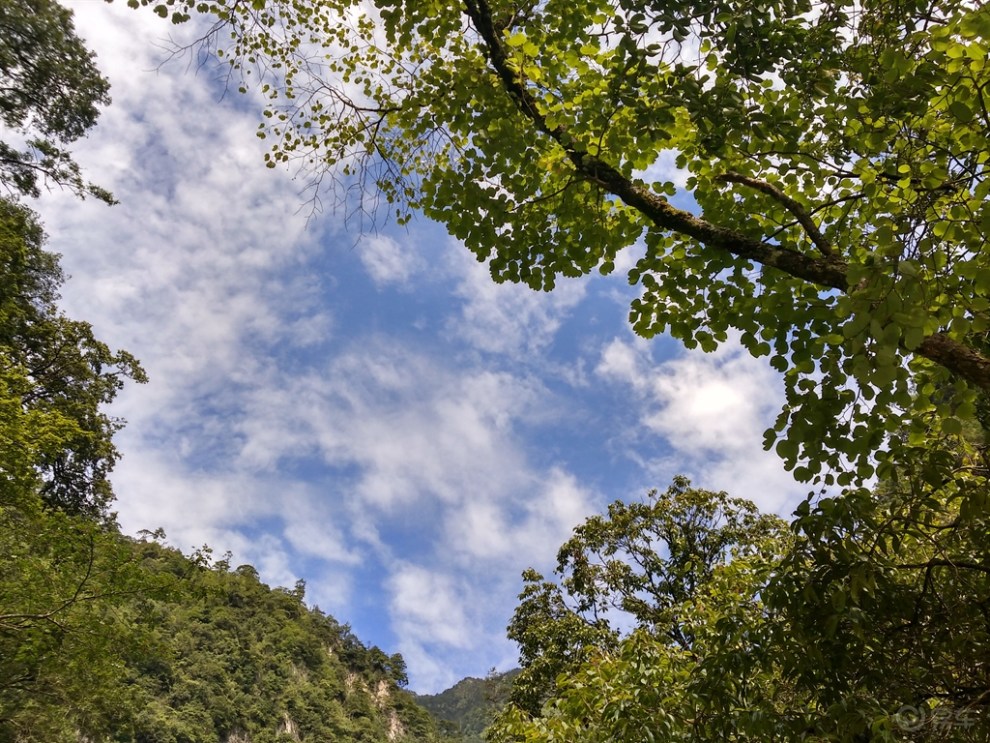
917,333,990,390
462,0,848,291
462,0,990,392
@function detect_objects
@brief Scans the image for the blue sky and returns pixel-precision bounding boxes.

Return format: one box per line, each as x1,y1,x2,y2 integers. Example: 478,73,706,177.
41,1,802,693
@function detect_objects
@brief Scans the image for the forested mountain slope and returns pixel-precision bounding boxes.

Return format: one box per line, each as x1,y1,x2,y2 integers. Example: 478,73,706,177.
414,671,517,743
114,541,442,743
3,528,453,743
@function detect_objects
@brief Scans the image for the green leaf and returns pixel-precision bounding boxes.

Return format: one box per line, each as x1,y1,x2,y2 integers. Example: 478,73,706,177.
949,100,974,122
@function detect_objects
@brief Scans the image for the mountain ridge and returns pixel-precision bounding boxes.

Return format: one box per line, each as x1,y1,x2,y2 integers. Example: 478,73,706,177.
413,670,520,743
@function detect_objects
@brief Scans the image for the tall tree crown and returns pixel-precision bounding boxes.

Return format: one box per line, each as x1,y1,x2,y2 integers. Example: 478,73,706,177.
0,0,114,202
0,198,145,517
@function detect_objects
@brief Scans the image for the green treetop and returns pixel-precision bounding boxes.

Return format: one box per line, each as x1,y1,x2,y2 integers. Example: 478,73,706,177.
0,198,145,518
0,0,115,203
491,477,990,741
490,480,805,740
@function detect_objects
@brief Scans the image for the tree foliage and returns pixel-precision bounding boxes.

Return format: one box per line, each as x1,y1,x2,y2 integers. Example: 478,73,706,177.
491,478,990,741
2,532,451,743
0,198,145,518
490,480,808,741
132,0,990,492
0,515,176,741
0,195,155,738
0,0,115,203
505,477,789,715
0,2,153,733
766,454,990,740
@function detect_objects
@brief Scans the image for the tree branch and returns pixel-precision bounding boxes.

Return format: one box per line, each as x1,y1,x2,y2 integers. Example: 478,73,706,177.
894,558,990,576
463,0,847,288
714,171,833,257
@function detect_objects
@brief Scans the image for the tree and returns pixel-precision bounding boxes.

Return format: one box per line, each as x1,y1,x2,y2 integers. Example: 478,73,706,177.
0,511,168,741
488,480,818,741
505,477,786,711
491,479,990,741
0,4,167,737
134,0,990,490
0,197,145,518
0,0,114,203
0,197,154,739
766,454,990,740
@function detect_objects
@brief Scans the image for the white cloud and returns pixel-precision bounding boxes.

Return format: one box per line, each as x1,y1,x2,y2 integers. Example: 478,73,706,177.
642,350,779,454
597,337,648,389
232,343,543,510
444,467,594,562
111,447,288,564
448,499,511,558
637,150,691,191
283,503,363,566
611,240,648,278
447,247,588,357
597,336,800,513
523,468,596,544
383,559,540,693
218,339,597,690
388,564,474,649
359,233,421,287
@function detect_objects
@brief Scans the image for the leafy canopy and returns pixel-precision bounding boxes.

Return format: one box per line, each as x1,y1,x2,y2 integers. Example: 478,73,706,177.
490,480,809,741
491,477,990,741
0,0,115,203
0,198,145,518
0,4,159,737
132,0,990,491
765,452,990,740
0,196,152,739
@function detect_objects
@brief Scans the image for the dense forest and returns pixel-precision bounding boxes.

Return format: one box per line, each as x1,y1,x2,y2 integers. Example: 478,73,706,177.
2,529,450,742
5,0,990,741
415,671,518,743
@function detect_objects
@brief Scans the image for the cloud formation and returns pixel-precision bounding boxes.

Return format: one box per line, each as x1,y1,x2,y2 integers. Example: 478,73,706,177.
360,234,423,288
36,1,798,693
597,335,800,513
447,247,589,358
